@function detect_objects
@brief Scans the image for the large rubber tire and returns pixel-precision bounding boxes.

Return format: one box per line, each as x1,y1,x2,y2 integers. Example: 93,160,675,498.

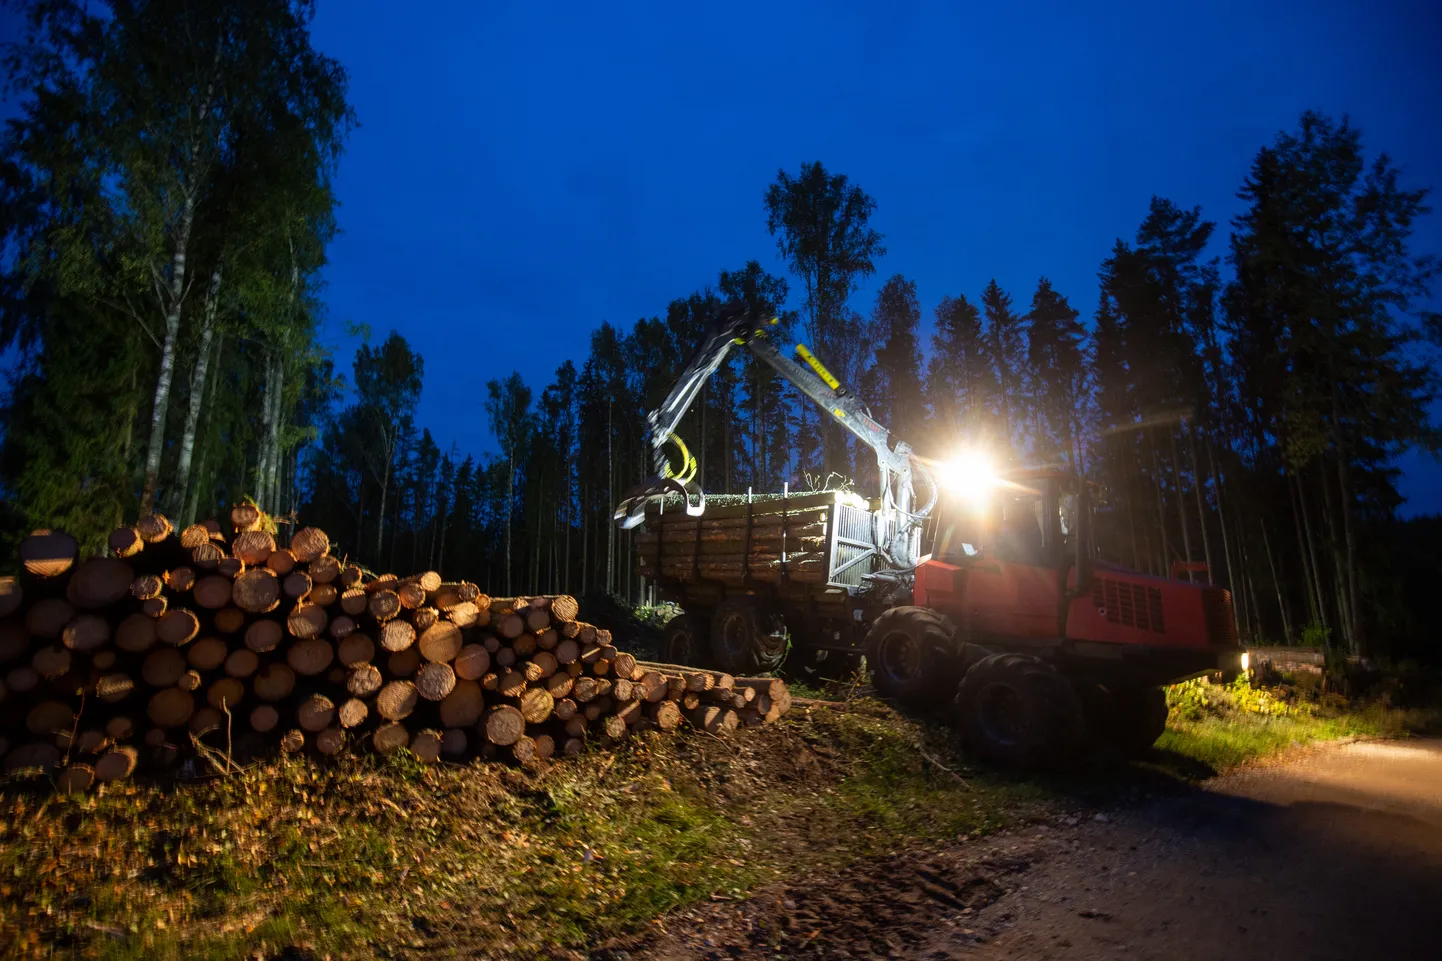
660,614,710,667
1110,687,1169,757
864,606,960,706
954,653,1086,769
709,598,787,675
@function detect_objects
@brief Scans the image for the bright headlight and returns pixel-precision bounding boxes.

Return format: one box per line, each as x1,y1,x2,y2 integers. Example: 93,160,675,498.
938,451,996,506
1240,650,1251,673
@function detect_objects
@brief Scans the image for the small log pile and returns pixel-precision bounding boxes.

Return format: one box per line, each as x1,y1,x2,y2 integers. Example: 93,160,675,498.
635,490,867,586
0,506,793,790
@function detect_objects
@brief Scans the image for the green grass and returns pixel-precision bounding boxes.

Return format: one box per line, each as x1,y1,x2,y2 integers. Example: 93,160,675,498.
1155,675,1434,774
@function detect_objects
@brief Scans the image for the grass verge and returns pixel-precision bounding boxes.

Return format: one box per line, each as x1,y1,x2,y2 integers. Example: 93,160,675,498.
1156,674,1439,774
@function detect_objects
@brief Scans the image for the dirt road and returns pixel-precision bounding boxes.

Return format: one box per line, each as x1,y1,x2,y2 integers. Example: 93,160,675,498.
635,738,1442,960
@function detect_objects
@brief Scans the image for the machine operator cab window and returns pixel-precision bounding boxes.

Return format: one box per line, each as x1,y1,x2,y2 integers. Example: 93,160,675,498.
932,473,1087,571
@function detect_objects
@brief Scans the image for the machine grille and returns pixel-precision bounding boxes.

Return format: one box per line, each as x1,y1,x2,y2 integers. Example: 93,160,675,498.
829,504,876,588
1201,587,1239,647
1091,578,1166,633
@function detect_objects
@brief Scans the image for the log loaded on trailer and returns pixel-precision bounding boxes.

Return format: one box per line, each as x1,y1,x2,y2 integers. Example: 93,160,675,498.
615,304,1246,767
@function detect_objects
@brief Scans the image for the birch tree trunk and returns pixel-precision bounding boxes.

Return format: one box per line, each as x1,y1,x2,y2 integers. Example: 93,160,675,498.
141,195,197,513
182,331,223,527
173,269,221,519
265,353,284,515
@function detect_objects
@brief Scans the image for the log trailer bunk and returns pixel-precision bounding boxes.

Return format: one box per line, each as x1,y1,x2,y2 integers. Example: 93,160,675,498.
615,304,1246,766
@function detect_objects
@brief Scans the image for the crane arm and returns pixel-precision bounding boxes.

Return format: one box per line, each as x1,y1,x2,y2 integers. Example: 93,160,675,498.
614,305,936,563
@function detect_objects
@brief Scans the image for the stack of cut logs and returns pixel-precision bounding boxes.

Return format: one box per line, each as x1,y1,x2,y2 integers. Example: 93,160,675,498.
0,505,792,791
635,491,866,586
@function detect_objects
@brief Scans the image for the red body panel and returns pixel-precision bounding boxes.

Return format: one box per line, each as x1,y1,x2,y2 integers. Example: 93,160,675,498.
913,557,1228,654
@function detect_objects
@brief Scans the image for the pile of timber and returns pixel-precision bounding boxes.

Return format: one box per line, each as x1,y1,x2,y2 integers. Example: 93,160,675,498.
0,506,793,792
635,490,869,586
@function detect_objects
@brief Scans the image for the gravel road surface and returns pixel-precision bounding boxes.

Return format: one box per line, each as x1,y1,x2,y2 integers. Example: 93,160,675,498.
636,738,1442,960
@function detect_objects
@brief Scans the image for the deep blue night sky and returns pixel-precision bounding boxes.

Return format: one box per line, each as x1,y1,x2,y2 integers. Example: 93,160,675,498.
4,1,1441,511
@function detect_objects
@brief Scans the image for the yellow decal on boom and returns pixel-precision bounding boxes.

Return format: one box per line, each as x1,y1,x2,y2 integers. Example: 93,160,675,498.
795,344,841,391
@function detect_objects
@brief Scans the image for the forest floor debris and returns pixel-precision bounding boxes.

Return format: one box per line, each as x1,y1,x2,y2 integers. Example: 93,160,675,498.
1,672,1434,960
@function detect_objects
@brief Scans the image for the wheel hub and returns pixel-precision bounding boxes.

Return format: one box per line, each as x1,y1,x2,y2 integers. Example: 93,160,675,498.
879,630,923,682
976,684,1027,747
